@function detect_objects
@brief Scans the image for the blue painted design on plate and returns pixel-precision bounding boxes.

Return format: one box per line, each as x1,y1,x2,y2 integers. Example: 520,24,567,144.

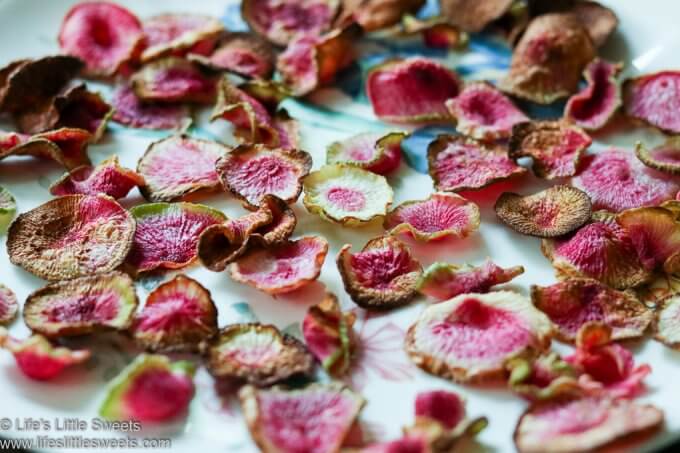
231,302,258,322
221,3,248,31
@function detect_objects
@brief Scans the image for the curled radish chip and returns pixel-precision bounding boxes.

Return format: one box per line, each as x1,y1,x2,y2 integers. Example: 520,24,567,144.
514,397,663,453
189,32,275,79
50,155,144,199
239,383,364,453
131,58,217,104
133,275,217,352
339,0,425,32
58,2,144,77
326,132,405,175
571,149,680,212
337,235,422,309
303,164,393,226
205,323,315,385
367,57,462,123
509,121,592,179
0,60,30,108
0,127,92,170
401,14,468,49
229,236,329,295
137,134,228,202
507,352,581,401
428,135,526,192
216,144,312,208
385,192,480,242
531,279,653,342
126,202,226,274
440,0,513,32
655,295,680,349
564,59,622,131
242,0,340,46
446,82,528,142
405,291,552,383
494,186,592,237
100,354,195,423
302,292,356,376
7,195,134,281
624,70,680,134
0,185,16,231
417,260,524,301
140,14,224,62
635,138,680,175
23,272,138,337
0,284,18,325
499,14,595,104
111,84,190,130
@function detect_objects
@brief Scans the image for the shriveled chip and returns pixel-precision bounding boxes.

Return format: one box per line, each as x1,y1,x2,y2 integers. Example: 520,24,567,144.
205,323,314,385
367,57,462,123
0,127,92,170
23,272,138,337
0,59,30,108
100,354,195,422
384,192,481,242
440,0,514,32
189,32,275,79
401,14,468,49
494,186,592,237
499,14,595,104
126,202,226,274
141,13,224,62
229,236,328,295
7,195,134,281
0,284,18,325
133,275,218,352
417,259,524,301
506,352,581,401
635,138,680,175
137,134,229,202
428,135,526,192
564,59,622,131
239,79,291,110
131,58,217,104
623,70,680,134
0,185,16,231
327,132,405,175
337,235,422,309
58,2,144,77
239,383,364,453
405,291,552,382
570,1,619,47
50,155,144,199
111,83,190,130
446,82,528,142
655,294,680,349
338,0,425,31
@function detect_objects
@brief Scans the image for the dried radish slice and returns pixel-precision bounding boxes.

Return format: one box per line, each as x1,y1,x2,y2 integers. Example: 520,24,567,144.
635,138,680,175
655,295,680,349
509,121,592,179
141,14,224,62
367,57,462,123
415,390,466,429
23,272,138,337
440,0,513,32
0,128,92,171
571,1,619,48
428,135,526,192
384,192,480,242
303,164,393,226
133,275,217,352
623,70,680,134
446,82,528,142
7,195,134,281
205,323,314,385
58,2,144,77
137,134,229,202
506,352,581,401
239,383,364,453
100,354,195,422
111,84,190,130
337,235,422,310
131,58,217,104
339,0,425,32
514,397,663,453
0,284,18,325
531,279,653,342
0,185,16,231
189,32,275,79
50,155,144,199
126,202,226,274
327,132,405,175
401,14,468,49
405,291,552,382
494,186,592,237
564,59,622,131
417,260,524,301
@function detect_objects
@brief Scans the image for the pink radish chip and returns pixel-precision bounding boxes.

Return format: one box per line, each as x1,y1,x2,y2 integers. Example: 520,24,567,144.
338,0,425,32
439,0,513,32
506,352,581,401
564,59,623,131
111,84,190,130
131,57,217,104
401,14,468,50
327,132,405,175
0,127,92,171
624,70,680,134
655,294,680,349
635,138,680,175
415,390,466,429
58,1,144,77
50,155,144,199
0,284,18,325
189,32,275,79
141,13,224,62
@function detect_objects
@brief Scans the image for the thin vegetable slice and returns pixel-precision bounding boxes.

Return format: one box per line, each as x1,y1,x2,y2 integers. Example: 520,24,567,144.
570,1,619,48
401,14,468,49
141,13,224,62
111,83,190,130
0,284,18,325
440,0,514,32
564,59,623,131
131,57,217,104
0,127,92,170
0,185,16,231
507,352,581,401
623,70,680,134
50,155,144,199
635,138,680,175
326,132,405,175
189,32,275,79
338,0,425,32
655,294,680,349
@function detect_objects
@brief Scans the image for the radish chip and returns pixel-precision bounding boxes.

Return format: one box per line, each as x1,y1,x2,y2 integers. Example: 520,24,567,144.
111,84,190,130
50,155,144,199
0,284,18,326
189,32,275,79
327,132,405,175
624,70,680,134
141,13,224,62
564,59,623,131
131,58,217,104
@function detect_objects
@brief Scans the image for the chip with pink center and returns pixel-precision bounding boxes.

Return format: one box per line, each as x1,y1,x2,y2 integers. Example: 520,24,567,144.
564,59,623,131
405,291,552,383
384,192,481,242
623,70,680,134
50,155,144,199
140,13,224,62
636,138,680,175
111,84,190,130
655,294,680,349
0,284,18,325
327,132,405,175
0,127,92,171
428,135,526,192
131,57,217,104
189,32,275,79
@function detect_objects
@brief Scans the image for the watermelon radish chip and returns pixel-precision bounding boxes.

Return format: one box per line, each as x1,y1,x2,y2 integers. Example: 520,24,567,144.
337,0,425,32
50,155,144,199
401,14,468,50
58,2,144,77
23,272,138,338
0,284,18,326
126,202,226,274
238,383,364,453
624,70,680,134
131,57,218,104
655,294,680,349
405,291,553,383
506,352,581,401
509,121,592,179
337,235,422,310
367,57,462,123
100,354,196,423
531,278,653,343
0,127,91,170
564,59,623,131
137,134,229,202
141,13,224,62
327,132,406,175
495,186,592,238
636,138,680,175
7,195,134,281
439,0,513,33
189,32,275,79
446,82,528,142
0,185,16,231
205,323,315,385
302,292,356,377
417,259,524,301
384,192,481,242
428,135,526,192
111,83,190,130
133,275,218,352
